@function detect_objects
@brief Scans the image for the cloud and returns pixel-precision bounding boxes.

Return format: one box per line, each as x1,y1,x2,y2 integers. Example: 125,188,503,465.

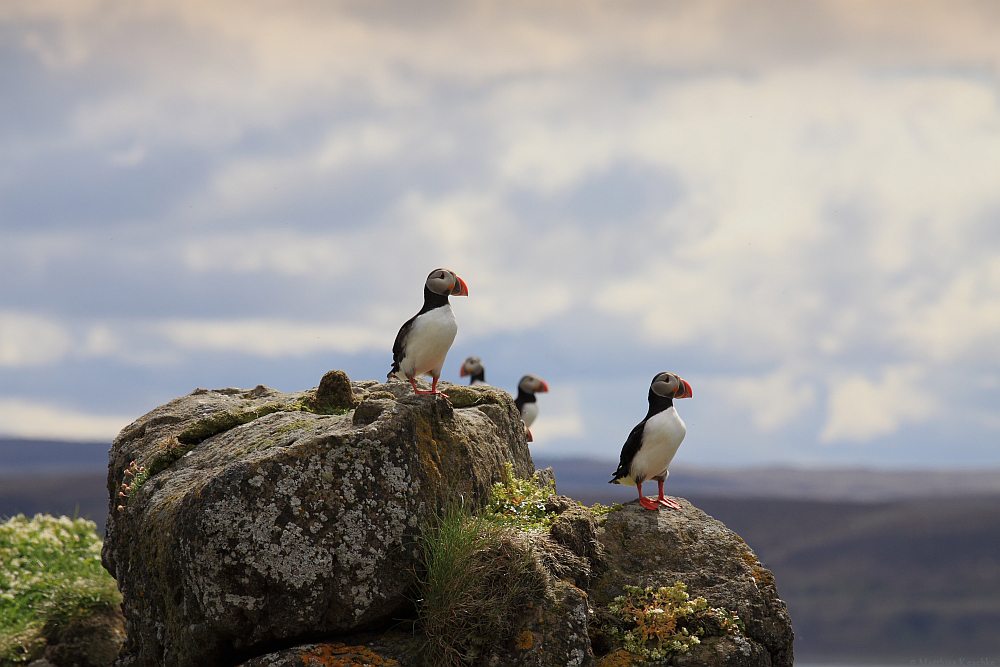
715,369,817,432
820,365,936,442
521,385,586,451
0,397,130,441
156,319,391,358
182,231,355,277
0,312,72,367
1,0,999,465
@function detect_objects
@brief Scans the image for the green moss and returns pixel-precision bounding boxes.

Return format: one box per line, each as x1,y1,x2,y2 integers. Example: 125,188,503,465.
177,403,285,445
441,386,483,408
589,502,623,517
603,582,744,661
121,401,345,505
244,418,321,454
0,515,120,664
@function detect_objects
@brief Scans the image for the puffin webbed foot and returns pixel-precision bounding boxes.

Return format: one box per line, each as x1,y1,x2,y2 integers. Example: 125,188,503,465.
638,496,660,511
657,497,682,510
408,377,449,398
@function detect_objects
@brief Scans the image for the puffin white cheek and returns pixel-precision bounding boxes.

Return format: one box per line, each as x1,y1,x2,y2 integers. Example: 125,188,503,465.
651,381,673,397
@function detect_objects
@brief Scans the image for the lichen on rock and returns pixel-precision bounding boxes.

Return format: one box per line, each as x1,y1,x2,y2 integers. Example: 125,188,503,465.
100,372,792,667
102,373,532,667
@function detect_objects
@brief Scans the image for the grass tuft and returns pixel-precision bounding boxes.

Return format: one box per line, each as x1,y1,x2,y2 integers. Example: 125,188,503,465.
416,501,547,667
0,514,120,664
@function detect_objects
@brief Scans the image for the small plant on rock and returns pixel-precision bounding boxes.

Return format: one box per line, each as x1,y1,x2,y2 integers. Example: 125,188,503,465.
589,502,623,517
604,582,744,661
483,462,558,531
116,460,148,512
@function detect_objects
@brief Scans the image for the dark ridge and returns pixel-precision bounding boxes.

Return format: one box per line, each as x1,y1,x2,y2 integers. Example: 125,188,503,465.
0,471,109,535
0,438,109,474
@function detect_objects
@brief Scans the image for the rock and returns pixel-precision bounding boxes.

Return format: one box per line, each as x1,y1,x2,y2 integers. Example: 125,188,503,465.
504,580,594,667
533,466,556,493
40,606,126,667
100,372,793,667
101,374,531,667
591,499,794,667
311,370,361,412
237,642,401,667
549,505,606,580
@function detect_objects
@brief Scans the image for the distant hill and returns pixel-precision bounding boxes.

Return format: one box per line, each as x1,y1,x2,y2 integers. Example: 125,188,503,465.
0,438,109,474
534,456,1000,503
688,495,1000,662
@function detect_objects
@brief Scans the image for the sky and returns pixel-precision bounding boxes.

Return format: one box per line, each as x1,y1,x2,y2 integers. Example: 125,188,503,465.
1,0,999,468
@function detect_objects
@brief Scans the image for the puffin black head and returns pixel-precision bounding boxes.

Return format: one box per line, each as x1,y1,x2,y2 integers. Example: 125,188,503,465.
650,372,693,400
518,374,549,395
426,268,469,297
460,356,483,378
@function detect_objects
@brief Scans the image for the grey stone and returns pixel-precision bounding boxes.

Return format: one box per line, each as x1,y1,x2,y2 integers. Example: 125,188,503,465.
591,499,794,667
100,372,793,667
312,369,360,412
102,374,531,667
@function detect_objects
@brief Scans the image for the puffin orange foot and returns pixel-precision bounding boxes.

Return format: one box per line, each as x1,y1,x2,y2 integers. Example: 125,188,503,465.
658,497,682,510
411,388,449,397
638,496,660,511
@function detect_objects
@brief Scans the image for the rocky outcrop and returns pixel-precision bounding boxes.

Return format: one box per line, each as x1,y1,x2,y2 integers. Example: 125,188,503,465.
102,373,532,667
591,502,793,667
102,371,793,667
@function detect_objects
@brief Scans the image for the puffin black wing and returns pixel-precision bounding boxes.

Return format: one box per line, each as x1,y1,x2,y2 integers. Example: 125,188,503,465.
609,420,647,483
388,313,418,378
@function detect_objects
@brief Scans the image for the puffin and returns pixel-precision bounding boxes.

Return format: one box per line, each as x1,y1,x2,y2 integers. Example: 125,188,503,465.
388,268,469,396
515,374,548,440
459,356,487,385
609,372,693,510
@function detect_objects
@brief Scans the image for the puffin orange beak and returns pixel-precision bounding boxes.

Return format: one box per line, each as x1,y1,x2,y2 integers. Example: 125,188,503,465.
537,380,549,393
677,380,693,399
451,276,469,296
460,365,469,377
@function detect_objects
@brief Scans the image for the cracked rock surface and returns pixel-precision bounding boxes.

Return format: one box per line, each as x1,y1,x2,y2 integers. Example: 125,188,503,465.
101,375,531,667
591,500,794,667
100,371,793,667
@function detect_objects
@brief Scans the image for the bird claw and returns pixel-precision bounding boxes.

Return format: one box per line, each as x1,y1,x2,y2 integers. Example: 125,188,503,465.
412,389,449,398
658,497,682,510
638,496,660,511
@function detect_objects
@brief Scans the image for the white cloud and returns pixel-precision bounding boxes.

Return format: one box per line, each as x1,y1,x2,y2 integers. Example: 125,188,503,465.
522,385,586,451
182,231,354,277
820,365,936,442
0,312,72,367
2,0,1000,465
157,319,390,357
0,397,130,441
715,369,817,431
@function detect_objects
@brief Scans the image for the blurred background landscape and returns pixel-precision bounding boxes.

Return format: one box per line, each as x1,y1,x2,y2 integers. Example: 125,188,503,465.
2,0,999,663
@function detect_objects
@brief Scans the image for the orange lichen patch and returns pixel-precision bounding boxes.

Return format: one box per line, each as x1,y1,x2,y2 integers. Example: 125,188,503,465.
597,649,639,667
738,551,775,586
516,630,534,650
300,643,398,667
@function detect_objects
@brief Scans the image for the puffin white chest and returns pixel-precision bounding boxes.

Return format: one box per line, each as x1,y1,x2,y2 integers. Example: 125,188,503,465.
401,305,458,377
629,407,686,483
520,401,539,428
